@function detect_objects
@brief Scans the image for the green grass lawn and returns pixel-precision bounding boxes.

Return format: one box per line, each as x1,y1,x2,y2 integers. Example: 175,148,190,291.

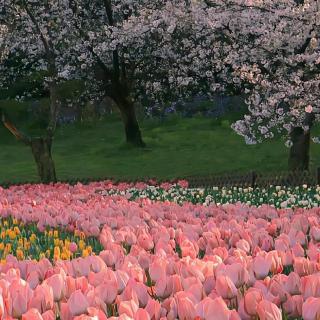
0,112,319,183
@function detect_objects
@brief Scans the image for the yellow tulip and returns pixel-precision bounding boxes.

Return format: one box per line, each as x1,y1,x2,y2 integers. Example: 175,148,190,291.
78,240,85,250
0,243,4,251
54,230,59,238
16,249,24,260
87,246,92,254
39,253,45,259
54,246,60,256
30,234,37,243
54,239,60,247
13,227,20,235
24,241,30,250
82,249,89,257
8,231,16,240
61,252,69,260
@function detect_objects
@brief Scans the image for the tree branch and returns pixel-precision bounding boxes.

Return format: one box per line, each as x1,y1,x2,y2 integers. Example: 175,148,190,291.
1,111,31,145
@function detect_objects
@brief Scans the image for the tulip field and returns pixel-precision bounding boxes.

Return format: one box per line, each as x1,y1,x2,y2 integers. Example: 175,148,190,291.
1,181,320,319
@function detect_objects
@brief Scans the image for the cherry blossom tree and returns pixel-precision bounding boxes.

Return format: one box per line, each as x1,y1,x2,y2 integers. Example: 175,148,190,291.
128,0,320,170
67,0,221,147
203,0,320,171
0,0,77,182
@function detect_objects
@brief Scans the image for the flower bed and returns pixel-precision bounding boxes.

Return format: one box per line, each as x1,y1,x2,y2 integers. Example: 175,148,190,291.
0,182,320,319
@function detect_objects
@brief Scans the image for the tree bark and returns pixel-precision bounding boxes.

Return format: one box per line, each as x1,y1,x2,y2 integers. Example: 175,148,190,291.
30,137,57,183
288,112,315,171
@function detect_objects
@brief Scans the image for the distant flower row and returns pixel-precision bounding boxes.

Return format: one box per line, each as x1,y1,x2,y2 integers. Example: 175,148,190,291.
99,181,320,209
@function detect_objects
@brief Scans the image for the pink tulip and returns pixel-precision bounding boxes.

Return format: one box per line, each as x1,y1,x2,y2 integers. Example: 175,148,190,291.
69,242,78,253
216,263,249,288
9,280,33,318
215,275,238,299
99,250,115,267
266,251,283,274
67,290,89,316
95,280,118,305
302,297,320,320
26,271,40,290
235,239,250,253
310,226,320,242
41,310,55,320
145,299,161,320
294,257,320,276
155,276,173,299
149,259,167,282
44,274,65,301
134,308,151,320
196,297,233,320
118,300,139,318
180,239,199,259
0,292,4,319
256,300,282,320
28,283,54,314
115,270,130,294
22,308,43,320
284,272,301,295
252,256,271,279
243,288,263,316
301,274,320,300
176,294,196,320
137,232,154,251
283,295,303,318
87,307,108,320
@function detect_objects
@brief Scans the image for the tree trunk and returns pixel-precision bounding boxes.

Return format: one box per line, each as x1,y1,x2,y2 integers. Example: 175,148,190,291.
112,93,145,147
30,137,57,183
288,127,311,171
288,113,315,171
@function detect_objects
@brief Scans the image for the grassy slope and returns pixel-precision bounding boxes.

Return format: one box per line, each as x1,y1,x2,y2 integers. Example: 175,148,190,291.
0,111,319,183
